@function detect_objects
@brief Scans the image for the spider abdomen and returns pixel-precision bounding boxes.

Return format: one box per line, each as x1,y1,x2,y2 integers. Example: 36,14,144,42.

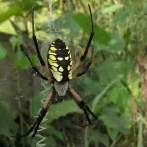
47,38,72,82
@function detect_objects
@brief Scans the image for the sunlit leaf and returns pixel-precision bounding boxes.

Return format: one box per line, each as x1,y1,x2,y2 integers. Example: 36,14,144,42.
102,4,124,14
0,1,41,24
128,73,141,98
0,20,16,35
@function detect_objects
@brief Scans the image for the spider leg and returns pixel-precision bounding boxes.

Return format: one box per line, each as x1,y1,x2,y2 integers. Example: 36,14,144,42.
17,88,56,138
72,5,94,74
76,47,94,77
21,45,52,82
19,108,47,137
31,8,51,76
80,5,94,61
67,87,97,126
32,8,46,67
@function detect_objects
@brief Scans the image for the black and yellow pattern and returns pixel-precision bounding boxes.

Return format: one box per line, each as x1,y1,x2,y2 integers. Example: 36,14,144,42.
47,38,72,82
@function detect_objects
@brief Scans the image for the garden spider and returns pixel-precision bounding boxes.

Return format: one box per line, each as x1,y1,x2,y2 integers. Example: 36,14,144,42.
20,5,97,138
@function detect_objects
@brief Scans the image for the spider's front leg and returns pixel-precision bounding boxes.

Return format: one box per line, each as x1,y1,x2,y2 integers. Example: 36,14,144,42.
31,7,50,75
32,7,45,67
76,47,94,78
20,45,53,82
19,88,56,138
67,88,97,126
72,5,94,76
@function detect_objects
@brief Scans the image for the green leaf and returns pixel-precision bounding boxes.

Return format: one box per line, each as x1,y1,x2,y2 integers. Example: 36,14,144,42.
13,48,39,69
98,58,132,86
129,73,141,97
54,13,80,39
71,13,110,45
92,79,119,112
95,31,125,52
47,100,78,122
10,36,23,50
100,106,131,132
0,100,13,136
45,136,56,147
31,94,43,116
47,126,64,141
109,31,125,51
31,85,52,116
102,4,124,14
98,58,119,84
88,129,110,147
0,20,16,35
0,1,41,24
78,76,99,94
0,43,7,59
107,128,119,141
108,84,130,112
111,9,130,25
13,49,30,68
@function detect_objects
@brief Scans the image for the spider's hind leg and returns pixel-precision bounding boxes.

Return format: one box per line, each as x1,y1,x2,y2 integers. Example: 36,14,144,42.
16,89,56,138
20,45,52,82
78,101,97,126
67,88,97,126
24,107,48,138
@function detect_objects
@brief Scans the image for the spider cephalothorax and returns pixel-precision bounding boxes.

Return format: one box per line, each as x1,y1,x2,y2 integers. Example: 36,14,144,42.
19,5,97,138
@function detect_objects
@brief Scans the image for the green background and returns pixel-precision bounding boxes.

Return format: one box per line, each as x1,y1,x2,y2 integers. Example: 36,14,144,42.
0,0,146,147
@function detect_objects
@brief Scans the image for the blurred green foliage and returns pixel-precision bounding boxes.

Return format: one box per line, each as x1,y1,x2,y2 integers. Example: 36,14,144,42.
0,43,7,59
0,0,147,147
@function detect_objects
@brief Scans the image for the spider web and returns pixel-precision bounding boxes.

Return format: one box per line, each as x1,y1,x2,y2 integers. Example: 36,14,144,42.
39,0,84,100
40,0,82,60
35,1,71,146
40,0,83,96
35,1,83,146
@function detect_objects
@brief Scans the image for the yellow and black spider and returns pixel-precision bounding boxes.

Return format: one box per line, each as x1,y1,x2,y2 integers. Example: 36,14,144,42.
20,5,97,138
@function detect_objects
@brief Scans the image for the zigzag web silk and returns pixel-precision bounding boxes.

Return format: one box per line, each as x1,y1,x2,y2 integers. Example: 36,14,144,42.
35,1,56,146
